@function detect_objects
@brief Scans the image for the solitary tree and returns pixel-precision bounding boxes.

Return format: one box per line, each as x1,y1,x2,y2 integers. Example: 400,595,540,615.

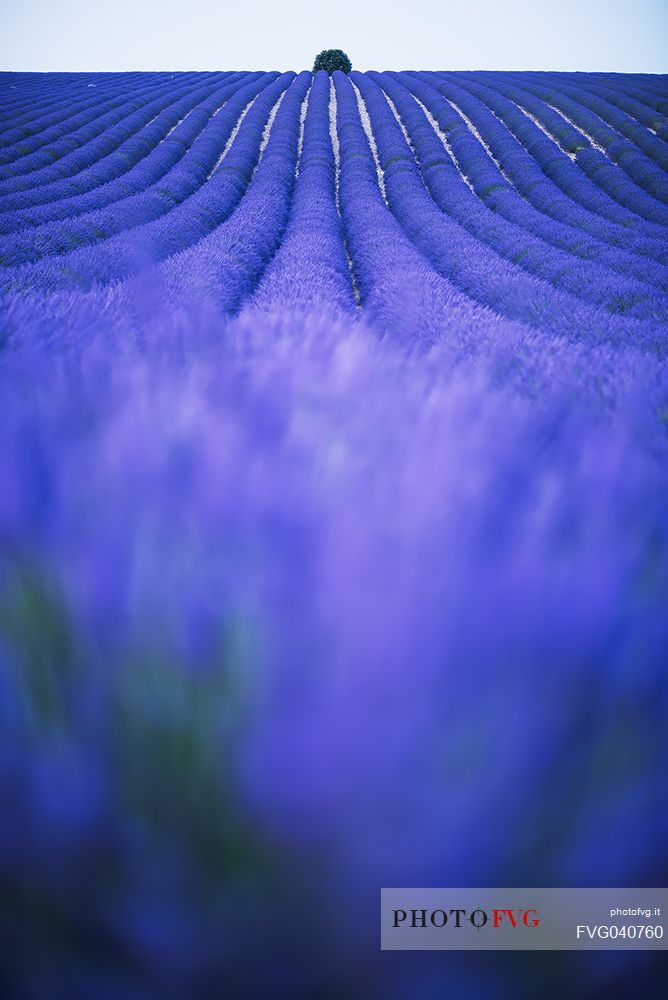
312,49,352,75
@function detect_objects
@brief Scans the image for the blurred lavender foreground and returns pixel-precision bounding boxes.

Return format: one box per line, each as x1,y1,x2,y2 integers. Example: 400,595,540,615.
1,69,668,999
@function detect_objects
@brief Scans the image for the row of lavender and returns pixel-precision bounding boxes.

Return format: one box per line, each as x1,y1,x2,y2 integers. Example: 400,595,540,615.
1,70,668,328
1,70,667,999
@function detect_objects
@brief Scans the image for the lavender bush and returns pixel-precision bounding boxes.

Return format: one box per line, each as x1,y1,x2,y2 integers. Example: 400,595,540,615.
0,67,667,999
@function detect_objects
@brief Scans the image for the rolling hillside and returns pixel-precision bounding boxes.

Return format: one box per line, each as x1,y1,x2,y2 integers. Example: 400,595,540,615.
1,69,668,335
0,69,667,999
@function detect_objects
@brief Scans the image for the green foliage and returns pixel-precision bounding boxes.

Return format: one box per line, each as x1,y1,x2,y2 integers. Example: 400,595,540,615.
312,49,352,75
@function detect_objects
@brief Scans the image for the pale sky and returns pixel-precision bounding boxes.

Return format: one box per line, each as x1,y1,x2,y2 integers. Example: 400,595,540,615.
1,0,666,73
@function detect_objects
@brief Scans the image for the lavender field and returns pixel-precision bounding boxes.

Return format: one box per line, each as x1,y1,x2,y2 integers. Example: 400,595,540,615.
1,67,667,998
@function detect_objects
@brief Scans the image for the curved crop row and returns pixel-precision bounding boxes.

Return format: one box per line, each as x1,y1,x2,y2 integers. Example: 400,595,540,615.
0,78,667,1000
249,71,356,316
432,72,668,236
0,73,180,155
154,71,313,313
0,75,219,196
503,72,668,164
0,72,156,138
0,74,259,224
372,72,668,308
1,74,294,291
407,73,668,264
383,73,667,291
476,72,668,216
0,69,665,344
0,75,266,261
332,71,530,348
432,72,667,237
350,73,666,350
0,72,218,195
0,73,212,175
